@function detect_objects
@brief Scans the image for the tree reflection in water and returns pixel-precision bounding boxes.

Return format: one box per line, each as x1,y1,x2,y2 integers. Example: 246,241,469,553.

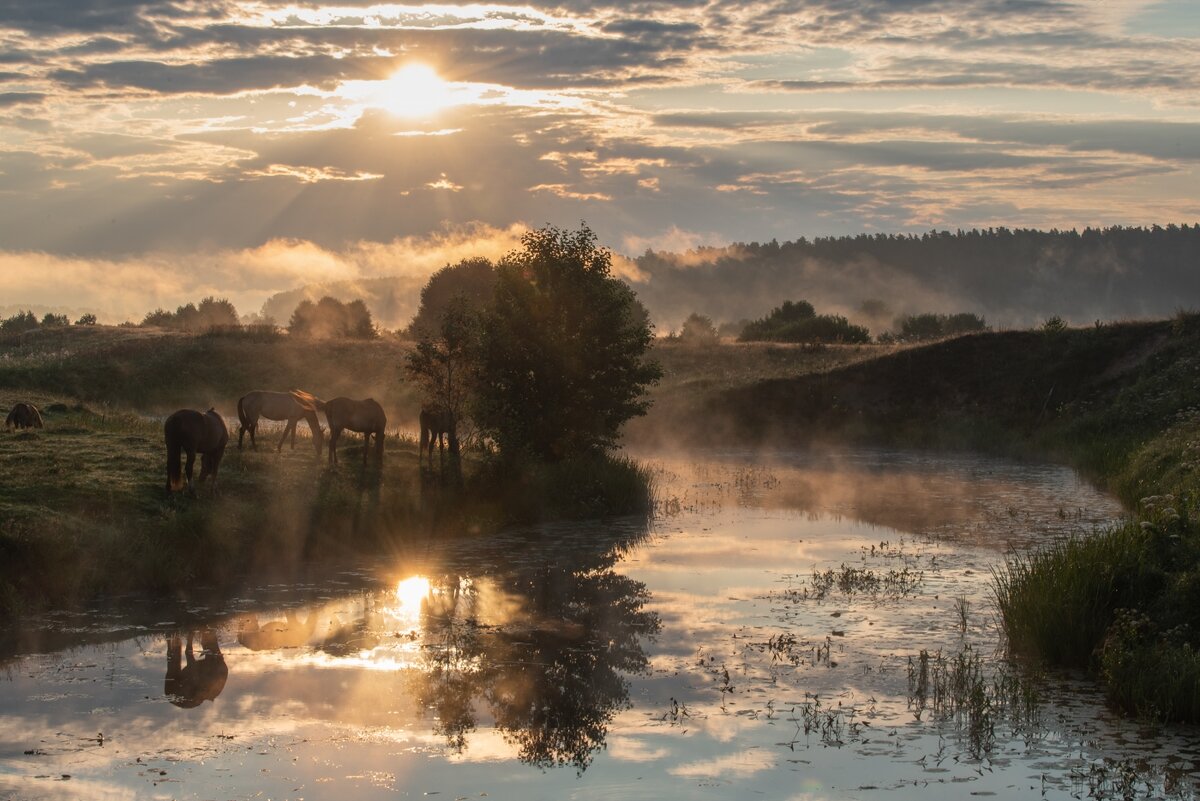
413,527,660,772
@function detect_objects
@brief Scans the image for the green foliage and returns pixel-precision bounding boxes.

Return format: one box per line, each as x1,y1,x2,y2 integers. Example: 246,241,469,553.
739,300,870,344
893,312,989,341
1100,610,1200,722
1,311,39,335
406,297,482,469
474,223,662,461
40,312,69,327
74,313,97,326
679,312,718,345
992,524,1152,668
406,257,496,339
1042,315,1068,333
288,296,377,339
142,296,240,332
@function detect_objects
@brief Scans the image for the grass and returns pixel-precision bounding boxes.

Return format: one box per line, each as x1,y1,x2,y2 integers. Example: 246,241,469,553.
0,386,657,625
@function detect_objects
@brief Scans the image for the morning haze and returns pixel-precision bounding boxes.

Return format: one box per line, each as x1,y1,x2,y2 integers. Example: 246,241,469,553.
3,1,1200,800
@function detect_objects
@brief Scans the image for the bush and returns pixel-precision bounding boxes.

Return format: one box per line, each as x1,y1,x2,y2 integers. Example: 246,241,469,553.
288,296,377,339
739,300,870,344
679,313,718,345
141,296,240,332
893,312,988,341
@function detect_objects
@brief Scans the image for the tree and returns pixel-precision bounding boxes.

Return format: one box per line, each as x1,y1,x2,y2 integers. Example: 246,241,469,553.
0,311,38,335
40,312,69,327
407,257,496,339
288,296,377,339
679,312,718,345
74,313,97,326
474,224,662,462
406,297,482,472
738,300,869,344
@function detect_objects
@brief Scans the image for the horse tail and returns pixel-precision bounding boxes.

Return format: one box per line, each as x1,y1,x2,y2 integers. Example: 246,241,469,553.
236,395,249,430
165,418,184,491
4,408,14,430
31,405,43,428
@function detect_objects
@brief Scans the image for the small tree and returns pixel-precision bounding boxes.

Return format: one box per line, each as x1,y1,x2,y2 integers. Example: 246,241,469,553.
406,297,482,473
679,312,718,345
74,313,98,326
474,223,662,462
0,311,38,335
40,312,69,327
288,296,377,339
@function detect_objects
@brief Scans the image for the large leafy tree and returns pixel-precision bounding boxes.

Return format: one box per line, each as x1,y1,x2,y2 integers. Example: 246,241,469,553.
474,224,661,461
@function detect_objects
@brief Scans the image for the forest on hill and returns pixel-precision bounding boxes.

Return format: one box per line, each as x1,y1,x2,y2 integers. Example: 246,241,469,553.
629,224,1200,332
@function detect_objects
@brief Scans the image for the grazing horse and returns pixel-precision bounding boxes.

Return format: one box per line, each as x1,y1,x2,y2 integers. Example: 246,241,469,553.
5,402,43,430
164,629,228,708
164,408,229,493
237,389,324,455
419,405,455,468
323,397,386,465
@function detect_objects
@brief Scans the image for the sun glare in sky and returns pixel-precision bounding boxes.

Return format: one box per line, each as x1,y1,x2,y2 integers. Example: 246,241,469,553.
370,63,459,117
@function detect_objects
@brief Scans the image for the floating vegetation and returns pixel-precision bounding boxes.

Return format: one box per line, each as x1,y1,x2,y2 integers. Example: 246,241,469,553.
907,645,1042,758
773,564,925,602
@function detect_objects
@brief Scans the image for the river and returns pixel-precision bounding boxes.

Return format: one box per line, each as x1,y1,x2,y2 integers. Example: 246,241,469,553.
3,448,1198,800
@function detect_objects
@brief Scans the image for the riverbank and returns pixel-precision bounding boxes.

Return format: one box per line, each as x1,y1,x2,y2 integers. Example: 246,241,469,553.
693,315,1200,721
0,387,652,623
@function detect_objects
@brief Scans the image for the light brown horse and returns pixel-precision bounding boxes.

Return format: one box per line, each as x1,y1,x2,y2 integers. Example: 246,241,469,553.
419,404,455,468
164,408,229,493
5,402,43,430
324,397,386,465
237,390,325,455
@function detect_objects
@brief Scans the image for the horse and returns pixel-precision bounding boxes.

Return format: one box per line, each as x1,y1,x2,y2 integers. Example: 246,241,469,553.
323,397,386,465
164,408,229,493
164,629,228,709
419,404,456,469
5,402,43,430
236,389,324,456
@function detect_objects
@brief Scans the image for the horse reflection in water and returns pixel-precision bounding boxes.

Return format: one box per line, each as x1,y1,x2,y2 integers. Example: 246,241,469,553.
237,610,318,651
164,629,228,709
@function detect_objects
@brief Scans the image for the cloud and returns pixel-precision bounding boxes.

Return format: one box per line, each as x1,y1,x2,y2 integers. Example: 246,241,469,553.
0,223,528,326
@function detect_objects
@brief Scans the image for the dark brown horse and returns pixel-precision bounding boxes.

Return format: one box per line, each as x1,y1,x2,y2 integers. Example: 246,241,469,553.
164,629,228,708
164,408,229,493
324,397,386,465
236,389,324,456
419,404,455,468
5,402,43,430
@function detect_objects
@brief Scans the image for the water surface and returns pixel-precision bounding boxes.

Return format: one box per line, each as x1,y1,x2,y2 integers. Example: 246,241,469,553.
3,448,1198,801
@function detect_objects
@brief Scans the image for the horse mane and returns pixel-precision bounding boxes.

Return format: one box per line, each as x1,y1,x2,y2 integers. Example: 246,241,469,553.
290,389,323,412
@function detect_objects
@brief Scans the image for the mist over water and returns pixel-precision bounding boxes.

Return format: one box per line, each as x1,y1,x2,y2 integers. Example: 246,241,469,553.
4,448,1198,801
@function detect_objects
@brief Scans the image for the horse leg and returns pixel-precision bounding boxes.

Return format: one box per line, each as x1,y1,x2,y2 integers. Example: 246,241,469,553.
184,447,197,492
328,427,340,465
362,432,370,465
289,417,297,450
278,419,295,452
437,431,445,468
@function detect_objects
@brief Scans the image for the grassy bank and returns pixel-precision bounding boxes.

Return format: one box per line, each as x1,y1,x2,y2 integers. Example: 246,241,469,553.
0,386,654,624
695,316,1200,721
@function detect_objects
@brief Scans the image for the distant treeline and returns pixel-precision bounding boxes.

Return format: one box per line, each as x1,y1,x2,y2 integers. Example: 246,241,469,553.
1,310,95,335
135,295,377,339
631,224,1200,329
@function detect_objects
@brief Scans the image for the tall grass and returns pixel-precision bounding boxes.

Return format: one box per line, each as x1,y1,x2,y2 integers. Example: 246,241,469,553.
992,523,1151,668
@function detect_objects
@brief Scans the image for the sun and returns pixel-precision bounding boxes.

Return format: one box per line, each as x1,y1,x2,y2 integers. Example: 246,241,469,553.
373,64,457,118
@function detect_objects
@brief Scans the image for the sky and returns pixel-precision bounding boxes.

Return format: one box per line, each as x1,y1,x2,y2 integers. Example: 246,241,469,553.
2,0,1199,321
